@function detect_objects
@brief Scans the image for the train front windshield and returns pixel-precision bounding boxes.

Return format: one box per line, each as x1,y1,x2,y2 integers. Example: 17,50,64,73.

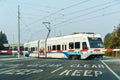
88,37,104,48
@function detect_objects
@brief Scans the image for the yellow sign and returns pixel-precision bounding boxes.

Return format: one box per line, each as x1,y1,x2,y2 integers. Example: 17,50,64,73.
91,37,98,40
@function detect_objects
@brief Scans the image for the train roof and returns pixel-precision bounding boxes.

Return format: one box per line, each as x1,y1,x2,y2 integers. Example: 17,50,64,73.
25,32,102,43
46,32,101,41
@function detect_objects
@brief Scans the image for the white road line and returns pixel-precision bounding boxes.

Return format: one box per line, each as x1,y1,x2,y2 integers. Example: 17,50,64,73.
51,67,63,73
0,67,16,71
101,60,120,80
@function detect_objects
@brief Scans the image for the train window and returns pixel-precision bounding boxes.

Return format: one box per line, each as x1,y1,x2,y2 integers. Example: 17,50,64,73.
57,45,61,50
24,47,28,51
50,46,51,50
69,42,74,49
65,45,67,50
62,45,64,50
52,45,56,50
48,46,52,50
48,46,50,50
82,42,88,50
31,47,35,51
62,45,67,50
88,37,104,48
75,42,80,49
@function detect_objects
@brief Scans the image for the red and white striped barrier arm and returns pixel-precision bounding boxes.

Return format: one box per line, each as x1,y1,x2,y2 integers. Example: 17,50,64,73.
0,49,120,54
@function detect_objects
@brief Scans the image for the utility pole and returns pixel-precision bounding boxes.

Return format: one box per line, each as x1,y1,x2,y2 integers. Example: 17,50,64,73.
42,22,51,58
18,5,20,58
38,40,40,58
114,26,116,37
12,34,15,56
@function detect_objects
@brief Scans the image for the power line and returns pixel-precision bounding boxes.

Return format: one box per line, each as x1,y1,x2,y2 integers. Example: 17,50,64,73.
53,10,120,28
20,0,120,41
22,10,120,42
49,0,119,22
61,0,90,10
53,1,120,27
20,0,61,10
26,10,120,37
27,0,90,26
71,10,120,24
63,0,118,16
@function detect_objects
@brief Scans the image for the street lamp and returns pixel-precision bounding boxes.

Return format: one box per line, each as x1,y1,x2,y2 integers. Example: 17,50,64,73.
42,22,51,58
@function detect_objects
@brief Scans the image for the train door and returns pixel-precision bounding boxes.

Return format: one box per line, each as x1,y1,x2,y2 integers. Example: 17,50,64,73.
82,42,88,50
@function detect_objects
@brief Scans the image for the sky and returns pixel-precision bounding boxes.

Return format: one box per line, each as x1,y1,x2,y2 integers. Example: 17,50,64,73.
0,0,120,43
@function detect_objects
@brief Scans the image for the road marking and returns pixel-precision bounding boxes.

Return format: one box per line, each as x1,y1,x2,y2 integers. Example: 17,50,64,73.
70,64,105,68
0,69,43,75
51,67,63,73
102,59,120,63
59,69,102,77
0,67,16,71
101,60,120,80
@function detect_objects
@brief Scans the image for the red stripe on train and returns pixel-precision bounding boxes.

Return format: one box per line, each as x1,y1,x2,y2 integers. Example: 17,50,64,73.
68,49,75,52
80,49,88,52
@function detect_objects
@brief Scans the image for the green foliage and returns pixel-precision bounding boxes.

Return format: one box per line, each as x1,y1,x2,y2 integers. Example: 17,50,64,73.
72,32,79,34
104,26,120,57
0,31,8,50
116,25,120,36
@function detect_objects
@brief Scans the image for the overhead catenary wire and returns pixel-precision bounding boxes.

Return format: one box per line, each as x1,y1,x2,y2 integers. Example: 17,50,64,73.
20,0,120,42
19,0,61,10
53,10,120,29
53,1,120,27
24,10,120,40
22,0,119,28
21,0,120,25
49,0,119,22
27,0,90,26
63,0,118,16
21,0,91,41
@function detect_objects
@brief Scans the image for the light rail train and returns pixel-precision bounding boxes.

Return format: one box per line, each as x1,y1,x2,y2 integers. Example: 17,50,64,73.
24,32,104,59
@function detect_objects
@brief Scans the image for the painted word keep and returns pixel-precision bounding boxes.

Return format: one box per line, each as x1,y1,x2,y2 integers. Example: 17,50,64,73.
59,69,102,77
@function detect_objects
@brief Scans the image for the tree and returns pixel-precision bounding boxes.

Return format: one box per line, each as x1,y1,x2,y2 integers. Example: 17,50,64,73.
72,32,79,34
104,33,113,48
104,24,120,57
116,24,120,36
0,31,8,50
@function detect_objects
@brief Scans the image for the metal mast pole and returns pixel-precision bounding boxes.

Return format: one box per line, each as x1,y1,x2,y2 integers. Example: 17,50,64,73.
38,40,40,58
18,5,20,58
42,22,51,58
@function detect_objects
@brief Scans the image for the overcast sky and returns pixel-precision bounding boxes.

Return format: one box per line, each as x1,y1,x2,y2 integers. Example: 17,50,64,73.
0,0,120,43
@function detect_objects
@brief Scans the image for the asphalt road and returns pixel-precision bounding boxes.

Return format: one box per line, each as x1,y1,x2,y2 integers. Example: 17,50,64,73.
0,56,120,80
